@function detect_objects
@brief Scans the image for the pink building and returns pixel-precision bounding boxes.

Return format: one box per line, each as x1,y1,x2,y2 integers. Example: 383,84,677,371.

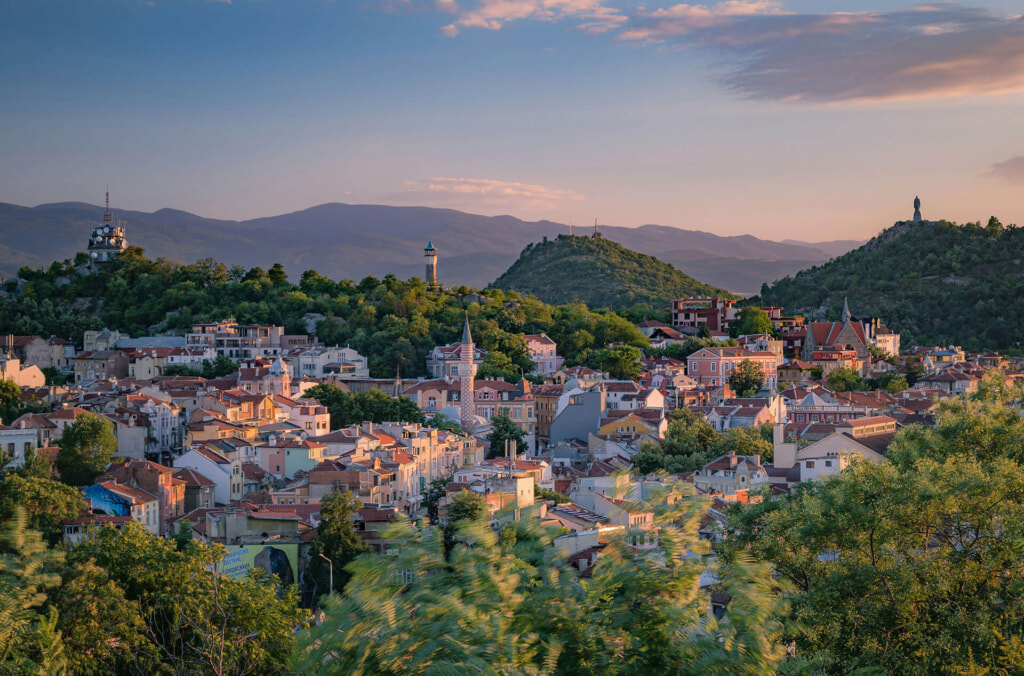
524,334,564,376
687,347,779,390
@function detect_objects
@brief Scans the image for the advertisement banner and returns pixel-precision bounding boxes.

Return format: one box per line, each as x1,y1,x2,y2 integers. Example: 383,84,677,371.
219,543,299,587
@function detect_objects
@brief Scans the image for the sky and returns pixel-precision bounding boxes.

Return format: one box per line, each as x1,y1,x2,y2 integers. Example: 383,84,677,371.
1,0,1023,241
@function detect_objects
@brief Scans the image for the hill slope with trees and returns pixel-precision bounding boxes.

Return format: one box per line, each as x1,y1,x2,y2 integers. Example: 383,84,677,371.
754,217,1024,351
490,234,733,314
0,248,649,381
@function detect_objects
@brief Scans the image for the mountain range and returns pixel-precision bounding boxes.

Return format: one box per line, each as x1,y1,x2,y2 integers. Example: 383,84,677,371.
0,201,861,294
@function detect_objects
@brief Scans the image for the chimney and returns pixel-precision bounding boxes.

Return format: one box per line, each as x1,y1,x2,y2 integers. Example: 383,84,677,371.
752,453,760,467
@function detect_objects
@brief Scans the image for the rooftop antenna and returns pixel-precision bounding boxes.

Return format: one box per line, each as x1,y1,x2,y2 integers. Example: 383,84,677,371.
104,186,112,225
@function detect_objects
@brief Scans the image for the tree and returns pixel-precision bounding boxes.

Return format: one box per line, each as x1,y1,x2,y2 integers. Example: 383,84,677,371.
442,490,488,558
727,455,1024,674
55,413,118,486
825,367,863,392
306,384,425,429
295,481,787,674
728,358,765,396
595,345,642,381
307,491,368,599
0,509,67,674
69,522,307,676
268,262,288,286
486,413,526,459
732,307,773,337
428,413,465,436
0,379,21,424
423,474,454,522
0,474,85,545
54,560,161,675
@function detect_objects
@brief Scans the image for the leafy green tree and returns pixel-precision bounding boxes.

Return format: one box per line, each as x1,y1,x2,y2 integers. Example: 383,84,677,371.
486,413,526,459
595,345,642,381
308,491,368,599
70,522,307,676
267,262,288,286
54,560,162,675
0,474,85,545
443,490,488,557
295,481,787,674
428,413,465,436
534,487,570,504
631,441,667,475
0,509,67,675
55,413,118,486
422,474,454,521
727,455,1024,674
732,307,773,337
824,367,863,392
306,384,425,429
728,358,765,396
0,379,22,424
884,376,908,393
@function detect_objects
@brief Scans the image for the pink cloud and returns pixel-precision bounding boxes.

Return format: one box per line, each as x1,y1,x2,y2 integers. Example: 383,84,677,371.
439,0,625,34
389,177,585,210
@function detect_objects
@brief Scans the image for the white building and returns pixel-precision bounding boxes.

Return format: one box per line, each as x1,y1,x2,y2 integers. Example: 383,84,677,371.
524,334,564,376
174,446,244,505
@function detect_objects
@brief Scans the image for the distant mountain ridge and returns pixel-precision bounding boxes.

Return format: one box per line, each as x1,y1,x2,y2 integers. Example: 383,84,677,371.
0,201,860,293
490,234,732,311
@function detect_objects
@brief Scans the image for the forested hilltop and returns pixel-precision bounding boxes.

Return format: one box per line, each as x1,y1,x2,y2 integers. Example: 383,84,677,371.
755,217,1023,351
490,234,732,313
0,248,649,379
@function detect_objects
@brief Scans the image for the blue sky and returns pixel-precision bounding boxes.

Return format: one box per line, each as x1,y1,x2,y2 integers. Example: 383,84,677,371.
1,0,1023,240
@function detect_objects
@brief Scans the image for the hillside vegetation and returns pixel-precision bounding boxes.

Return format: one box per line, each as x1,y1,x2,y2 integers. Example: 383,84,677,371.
755,217,1023,351
490,234,732,314
0,248,648,379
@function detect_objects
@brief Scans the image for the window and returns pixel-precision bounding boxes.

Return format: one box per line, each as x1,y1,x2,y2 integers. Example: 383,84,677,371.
825,460,832,467
806,460,815,469
710,362,717,372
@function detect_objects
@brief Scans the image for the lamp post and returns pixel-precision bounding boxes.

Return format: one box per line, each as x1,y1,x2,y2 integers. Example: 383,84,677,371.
318,552,333,597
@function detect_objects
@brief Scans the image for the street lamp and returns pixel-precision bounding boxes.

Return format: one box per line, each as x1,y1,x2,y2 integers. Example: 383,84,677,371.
318,552,333,597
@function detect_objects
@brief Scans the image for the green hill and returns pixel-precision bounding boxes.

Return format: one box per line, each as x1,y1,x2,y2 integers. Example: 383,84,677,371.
489,234,733,312
755,217,1023,351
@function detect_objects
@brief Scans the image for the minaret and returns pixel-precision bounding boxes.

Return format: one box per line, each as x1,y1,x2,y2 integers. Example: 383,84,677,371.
457,314,476,430
424,242,438,289
913,196,922,223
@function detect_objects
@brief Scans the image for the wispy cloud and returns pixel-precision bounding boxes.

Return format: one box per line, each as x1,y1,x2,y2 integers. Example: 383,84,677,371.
989,156,1024,183
437,0,625,37
402,1,1024,104
618,3,1024,103
387,177,585,210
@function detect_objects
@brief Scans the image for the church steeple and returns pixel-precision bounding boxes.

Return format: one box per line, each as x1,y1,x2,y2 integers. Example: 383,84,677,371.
842,297,852,324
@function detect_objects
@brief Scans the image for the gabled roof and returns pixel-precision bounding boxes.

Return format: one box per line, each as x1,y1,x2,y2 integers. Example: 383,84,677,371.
173,467,215,487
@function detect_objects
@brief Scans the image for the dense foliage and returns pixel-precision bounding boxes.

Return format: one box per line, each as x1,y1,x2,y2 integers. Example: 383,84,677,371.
305,384,425,430
631,409,772,474
295,483,787,674
726,380,1024,674
490,234,731,315
755,218,1024,350
55,412,118,486
1,248,650,379
306,490,369,600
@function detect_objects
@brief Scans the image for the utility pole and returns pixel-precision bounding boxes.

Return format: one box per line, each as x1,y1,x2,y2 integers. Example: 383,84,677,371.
318,552,333,597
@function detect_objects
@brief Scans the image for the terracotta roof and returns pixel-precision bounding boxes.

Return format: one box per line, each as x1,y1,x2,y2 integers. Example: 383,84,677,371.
173,467,215,487
97,481,158,504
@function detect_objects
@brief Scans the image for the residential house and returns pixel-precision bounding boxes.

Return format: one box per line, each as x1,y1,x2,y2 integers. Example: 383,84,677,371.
0,354,45,388
174,446,244,505
426,341,486,378
687,347,779,390
174,467,217,513
73,350,130,382
100,459,185,535
0,424,38,469
693,452,769,495
83,481,161,535
671,297,739,333
524,334,564,375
